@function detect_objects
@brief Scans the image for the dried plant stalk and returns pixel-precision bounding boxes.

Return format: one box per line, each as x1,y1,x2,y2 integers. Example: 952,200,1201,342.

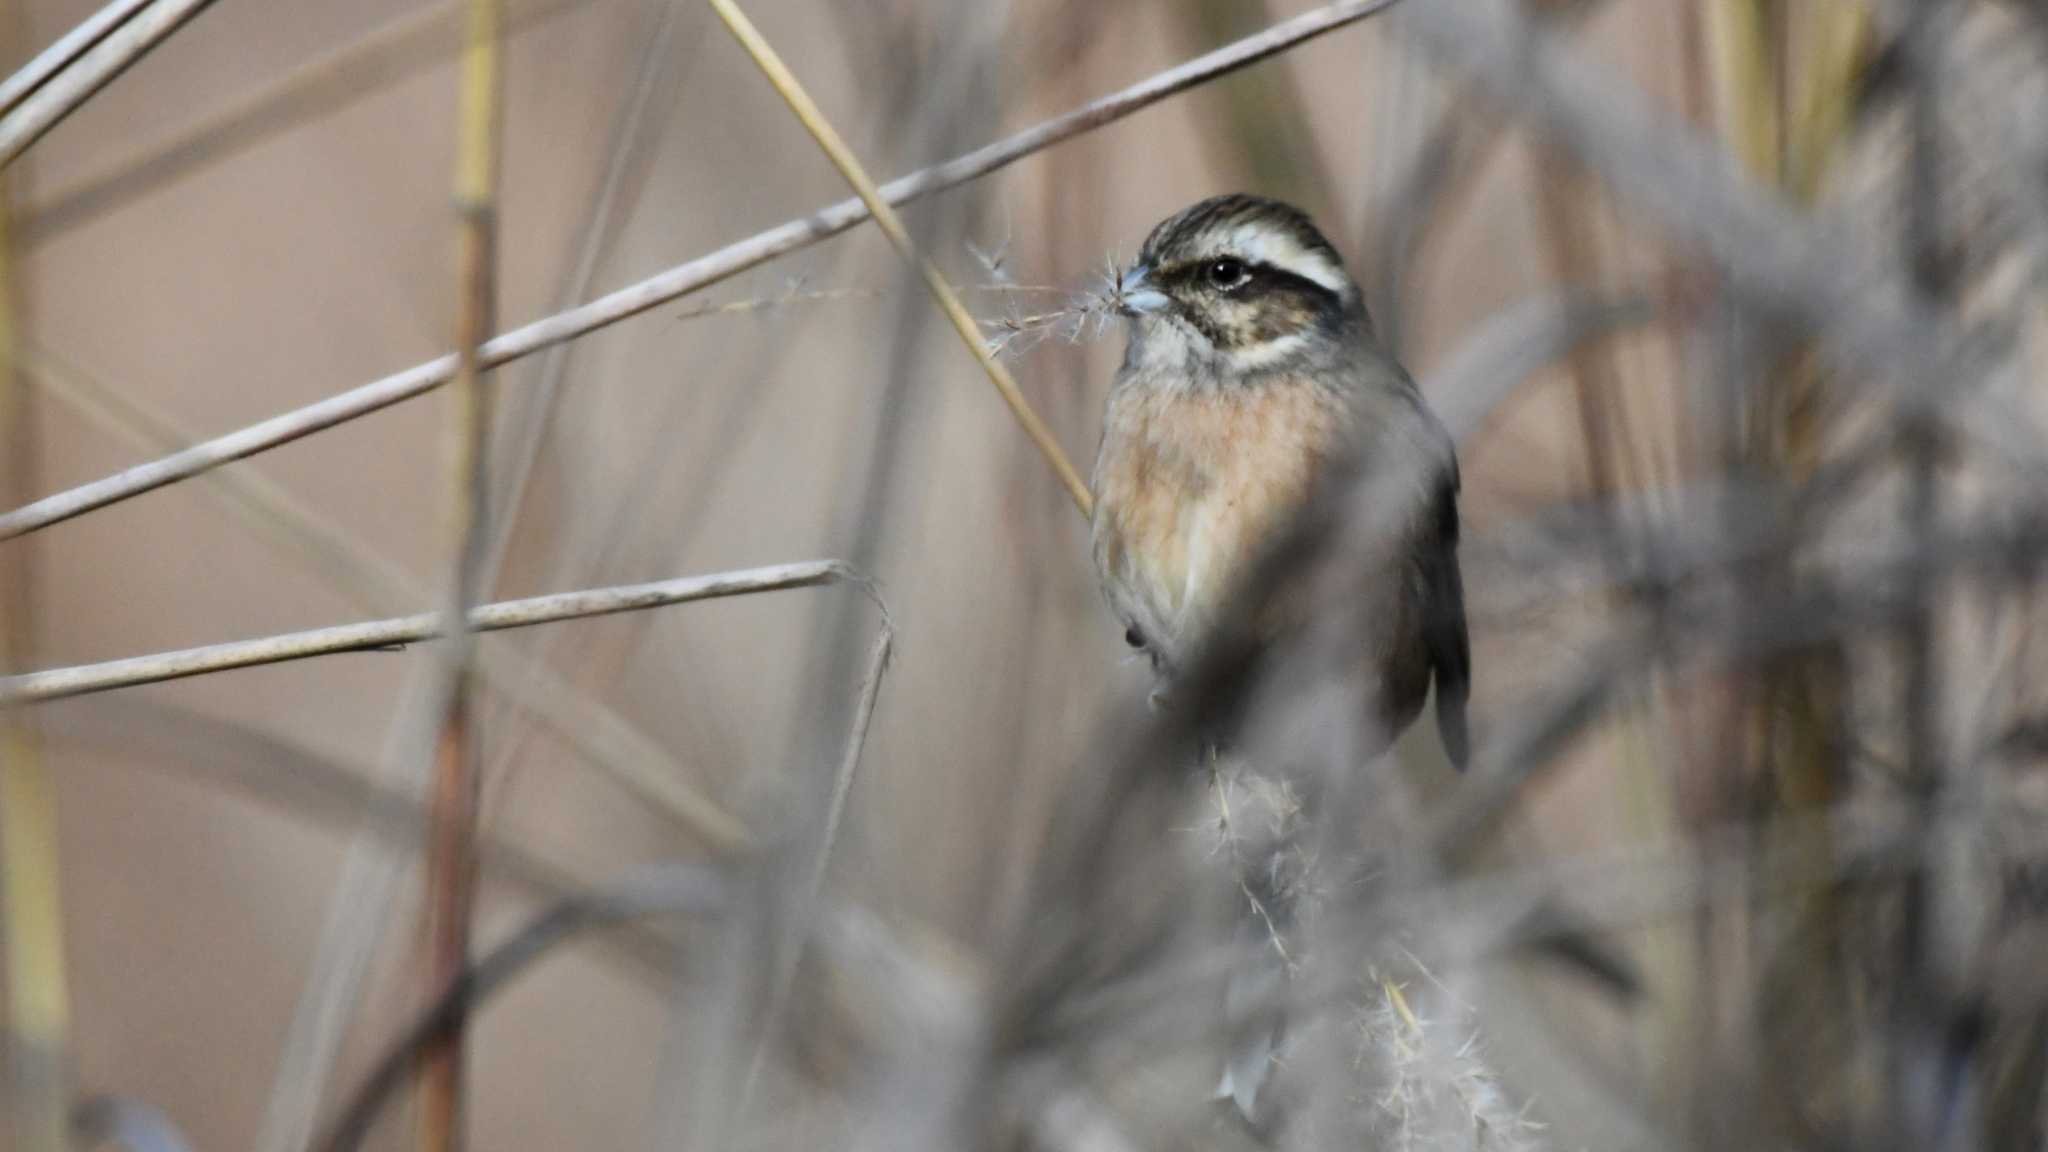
16,0,587,244
738,627,895,1110
0,0,153,117
23,348,734,849
415,0,501,1145
0,561,860,705
704,0,1094,516
0,0,1402,540
0,118,72,1152
0,0,220,168
1709,0,1784,184
1786,0,1869,202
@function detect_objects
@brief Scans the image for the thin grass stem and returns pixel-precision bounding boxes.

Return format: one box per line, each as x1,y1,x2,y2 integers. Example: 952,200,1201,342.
0,560,860,707
0,0,220,169
0,0,152,118
0,0,1404,540
705,0,1093,515
0,103,71,1152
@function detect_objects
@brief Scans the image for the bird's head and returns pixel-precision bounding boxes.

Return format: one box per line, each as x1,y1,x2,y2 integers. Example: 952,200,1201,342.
1114,194,1366,381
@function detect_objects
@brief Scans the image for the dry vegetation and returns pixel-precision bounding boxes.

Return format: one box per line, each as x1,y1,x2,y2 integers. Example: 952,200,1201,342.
3,0,2048,1150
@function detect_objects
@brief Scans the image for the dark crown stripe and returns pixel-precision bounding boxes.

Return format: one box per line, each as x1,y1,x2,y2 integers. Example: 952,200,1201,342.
1139,194,1343,272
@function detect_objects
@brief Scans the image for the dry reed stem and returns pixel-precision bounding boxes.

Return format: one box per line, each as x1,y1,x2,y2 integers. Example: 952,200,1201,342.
738,626,895,1110
316,865,729,1152
416,0,501,1145
481,0,685,595
0,0,1403,540
1787,0,1870,202
1709,0,1784,184
0,0,219,169
23,348,735,847
1173,0,1338,224
704,0,1093,516
474,0,688,819
16,0,587,244
1527,70,1674,1106
0,560,859,707
0,146,71,1152
1396,0,2032,472
1534,162,1635,503
0,732,66,1152
0,0,153,117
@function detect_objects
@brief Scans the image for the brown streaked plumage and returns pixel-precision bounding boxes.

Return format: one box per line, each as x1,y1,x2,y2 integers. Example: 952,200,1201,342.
1089,193,1468,766
1088,193,1470,1127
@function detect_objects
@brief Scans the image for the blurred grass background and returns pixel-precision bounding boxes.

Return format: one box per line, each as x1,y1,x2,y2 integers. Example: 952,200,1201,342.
3,1,2043,1149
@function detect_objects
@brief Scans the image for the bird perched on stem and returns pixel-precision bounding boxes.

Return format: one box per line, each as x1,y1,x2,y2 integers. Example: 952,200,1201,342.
1090,193,1469,767
1086,195,1471,1129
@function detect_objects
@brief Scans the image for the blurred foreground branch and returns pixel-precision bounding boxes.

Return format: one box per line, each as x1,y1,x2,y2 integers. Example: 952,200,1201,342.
1394,0,2023,469
0,99,70,1152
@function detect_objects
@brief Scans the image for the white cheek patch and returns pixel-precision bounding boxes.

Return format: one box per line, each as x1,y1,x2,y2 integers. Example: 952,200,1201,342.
1227,329,1311,372
1139,317,1197,354
1227,225,1350,296
1127,316,1210,381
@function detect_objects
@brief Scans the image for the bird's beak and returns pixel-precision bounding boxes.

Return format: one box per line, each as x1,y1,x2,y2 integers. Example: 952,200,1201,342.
1115,264,1170,317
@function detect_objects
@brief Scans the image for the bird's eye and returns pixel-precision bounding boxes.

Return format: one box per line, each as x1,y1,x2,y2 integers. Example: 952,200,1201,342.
1205,258,1249,290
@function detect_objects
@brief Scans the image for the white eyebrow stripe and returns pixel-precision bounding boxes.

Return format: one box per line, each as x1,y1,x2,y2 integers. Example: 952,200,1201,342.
1228,225,1350,296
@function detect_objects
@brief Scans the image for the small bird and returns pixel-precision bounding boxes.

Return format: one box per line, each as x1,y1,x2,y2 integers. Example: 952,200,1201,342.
1087,195,1470,1127
1089,193,1469,767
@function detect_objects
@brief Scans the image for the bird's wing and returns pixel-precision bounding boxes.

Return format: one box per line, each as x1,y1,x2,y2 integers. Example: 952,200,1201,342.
1424,461,1471,769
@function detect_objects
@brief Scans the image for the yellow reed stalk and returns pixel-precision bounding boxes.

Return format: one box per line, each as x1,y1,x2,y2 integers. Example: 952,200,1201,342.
1709,0,1783,185
418,0,500,1148
704,0,1095,519
0,726,68,1152
1709,5,1870,1127
0,142,72,1152
1788,0,1870,204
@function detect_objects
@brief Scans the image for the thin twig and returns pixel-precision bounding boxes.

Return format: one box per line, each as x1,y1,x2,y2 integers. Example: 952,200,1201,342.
474,0,690,820
0,0,152,117
16,0,587,244
0,0,1405,540
0,0,220,169
0,560,860,705
481,0,688,592
739,626,894,1108
23,346,740,847
706,0,1094,515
